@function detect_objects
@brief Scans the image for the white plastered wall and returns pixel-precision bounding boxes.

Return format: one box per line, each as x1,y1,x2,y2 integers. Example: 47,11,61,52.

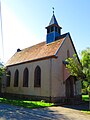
5,59,51,97
51,35,78,97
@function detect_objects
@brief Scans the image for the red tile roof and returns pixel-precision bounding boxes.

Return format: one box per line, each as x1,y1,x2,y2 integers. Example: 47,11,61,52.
6,34,67,66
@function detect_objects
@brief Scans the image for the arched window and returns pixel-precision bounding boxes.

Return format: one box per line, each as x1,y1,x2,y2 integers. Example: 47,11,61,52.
47,28,50,33
6,71,11,87
67,50,70,58
55,26,58,32
14,69,19,87
58,28,60,34
51,26,54,32
34,66,41,87
23,68,29,87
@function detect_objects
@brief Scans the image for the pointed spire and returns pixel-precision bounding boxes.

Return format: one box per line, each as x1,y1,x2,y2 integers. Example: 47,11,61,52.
49,8,59,26
46,9,62,44
49,14,59,26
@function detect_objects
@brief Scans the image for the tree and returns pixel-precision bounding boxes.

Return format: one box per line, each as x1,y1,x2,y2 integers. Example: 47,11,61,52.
81,48,90,89
0,65,5,91
80,48,90,109
65,54,84,80
66,48,90,110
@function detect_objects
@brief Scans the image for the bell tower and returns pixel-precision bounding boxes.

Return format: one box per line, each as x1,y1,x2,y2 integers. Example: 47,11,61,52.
46,9,62,44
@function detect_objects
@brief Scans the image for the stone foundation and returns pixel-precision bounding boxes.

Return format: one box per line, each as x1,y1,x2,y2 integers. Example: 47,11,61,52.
0,93,67,103
0,93,82,104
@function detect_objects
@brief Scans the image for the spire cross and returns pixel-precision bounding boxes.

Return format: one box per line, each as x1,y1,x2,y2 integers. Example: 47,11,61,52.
52,7,54,14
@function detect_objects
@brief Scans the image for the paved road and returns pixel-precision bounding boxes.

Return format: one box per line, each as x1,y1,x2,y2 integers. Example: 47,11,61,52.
0,103,90,120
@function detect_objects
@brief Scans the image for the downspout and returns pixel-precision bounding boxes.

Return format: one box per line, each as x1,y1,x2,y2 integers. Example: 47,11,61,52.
50,58,52,102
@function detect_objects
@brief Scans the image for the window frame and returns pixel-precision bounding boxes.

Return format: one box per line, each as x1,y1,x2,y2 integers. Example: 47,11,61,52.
14,69,19,87
67,50,70,58
23,68,29,87
51,26,54,32
34,66,41,87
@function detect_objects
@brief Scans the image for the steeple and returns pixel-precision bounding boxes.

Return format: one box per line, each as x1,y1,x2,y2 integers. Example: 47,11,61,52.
49,14,58,26
46,11,62,44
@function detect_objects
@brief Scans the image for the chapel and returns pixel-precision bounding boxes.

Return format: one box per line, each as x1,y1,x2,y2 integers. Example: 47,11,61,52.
2,13,81,103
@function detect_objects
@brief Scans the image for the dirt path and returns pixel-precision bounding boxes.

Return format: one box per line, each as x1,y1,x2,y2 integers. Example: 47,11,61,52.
0,103,90,120
47,106,90,120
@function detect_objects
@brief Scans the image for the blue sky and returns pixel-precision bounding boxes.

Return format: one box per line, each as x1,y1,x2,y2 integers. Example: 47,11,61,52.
0,0,90,63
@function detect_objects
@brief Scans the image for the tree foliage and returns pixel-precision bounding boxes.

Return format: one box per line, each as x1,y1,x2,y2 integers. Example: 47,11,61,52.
0,67,5,80
81,48,90,92
65,54,83,80
66,48,90,109
66,48,90,92
0,65,6,90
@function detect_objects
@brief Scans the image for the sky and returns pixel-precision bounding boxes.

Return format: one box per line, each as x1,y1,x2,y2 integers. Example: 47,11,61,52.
0,0,90,63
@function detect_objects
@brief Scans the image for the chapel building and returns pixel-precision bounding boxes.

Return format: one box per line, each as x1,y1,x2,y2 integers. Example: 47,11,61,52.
2,13,81,103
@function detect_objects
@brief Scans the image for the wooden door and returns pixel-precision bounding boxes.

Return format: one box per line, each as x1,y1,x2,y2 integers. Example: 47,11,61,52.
65,77,74,98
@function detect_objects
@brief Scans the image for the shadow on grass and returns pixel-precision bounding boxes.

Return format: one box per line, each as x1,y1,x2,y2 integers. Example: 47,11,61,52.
0,98,53,109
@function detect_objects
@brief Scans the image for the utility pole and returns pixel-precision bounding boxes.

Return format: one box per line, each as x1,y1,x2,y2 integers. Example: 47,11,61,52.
0,0,4,63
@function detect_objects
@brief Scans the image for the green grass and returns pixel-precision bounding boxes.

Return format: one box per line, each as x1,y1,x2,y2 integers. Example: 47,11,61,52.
82,110,90,114
82,95,90,114
82,95,89,101
0,98,54,109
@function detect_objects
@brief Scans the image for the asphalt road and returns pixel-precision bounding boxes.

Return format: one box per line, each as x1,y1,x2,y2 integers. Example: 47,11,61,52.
0,103,90,120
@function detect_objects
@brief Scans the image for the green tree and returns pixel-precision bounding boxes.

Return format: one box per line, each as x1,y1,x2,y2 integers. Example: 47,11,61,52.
66,48,90,110
66,54,84,80
0,67,5,78
0,62,6,92
81,48,90,110
81,48,90,91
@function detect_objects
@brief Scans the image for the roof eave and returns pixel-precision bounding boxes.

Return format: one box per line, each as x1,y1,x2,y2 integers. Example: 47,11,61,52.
6,55,58,67
45,24,61,29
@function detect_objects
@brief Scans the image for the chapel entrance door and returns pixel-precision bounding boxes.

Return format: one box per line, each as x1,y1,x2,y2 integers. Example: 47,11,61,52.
65,76,74,98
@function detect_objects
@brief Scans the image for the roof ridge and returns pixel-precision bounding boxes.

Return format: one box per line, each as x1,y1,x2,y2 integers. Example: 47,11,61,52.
55,33,68,41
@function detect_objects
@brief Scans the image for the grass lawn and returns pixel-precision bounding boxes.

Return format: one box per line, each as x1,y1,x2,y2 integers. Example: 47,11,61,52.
82,95,89,102
82,110,90,114
0,98,54,109
82,95,90,114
